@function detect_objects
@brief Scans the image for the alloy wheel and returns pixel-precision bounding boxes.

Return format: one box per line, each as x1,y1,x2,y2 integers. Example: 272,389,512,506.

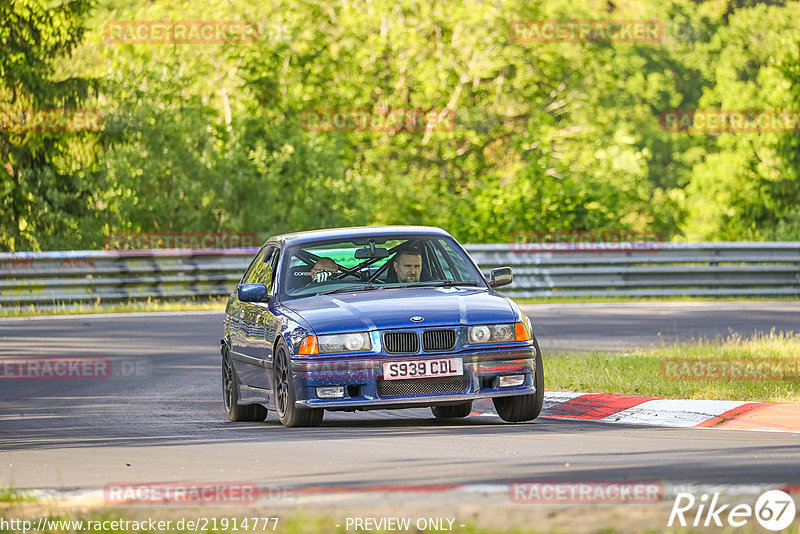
275,347,289,416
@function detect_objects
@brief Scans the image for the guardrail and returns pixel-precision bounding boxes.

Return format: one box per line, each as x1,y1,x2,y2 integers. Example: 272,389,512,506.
468,242,800,298
0,249,253,312
1,242,799,311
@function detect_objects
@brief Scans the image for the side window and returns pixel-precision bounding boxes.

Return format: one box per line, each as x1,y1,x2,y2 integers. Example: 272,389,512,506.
420,241,442,281
432,246,454,280
241,246,269,284
256,247,280,291
248,246,274,287
436,239,473,280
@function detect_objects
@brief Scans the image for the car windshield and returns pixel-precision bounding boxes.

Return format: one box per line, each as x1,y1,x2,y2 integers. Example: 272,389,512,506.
280,234,485,299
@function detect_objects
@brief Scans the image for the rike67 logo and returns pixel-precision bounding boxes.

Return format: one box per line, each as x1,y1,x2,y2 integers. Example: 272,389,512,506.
668,490,796,531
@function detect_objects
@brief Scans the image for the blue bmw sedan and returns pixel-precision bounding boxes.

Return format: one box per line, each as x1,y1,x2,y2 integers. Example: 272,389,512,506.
221,226,544,427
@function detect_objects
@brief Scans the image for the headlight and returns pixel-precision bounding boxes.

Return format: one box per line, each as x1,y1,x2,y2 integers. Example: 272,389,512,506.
468,324,516,344
317,332,372,353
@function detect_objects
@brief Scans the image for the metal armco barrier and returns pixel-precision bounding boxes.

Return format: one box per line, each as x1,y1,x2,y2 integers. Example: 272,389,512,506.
468,242,800,298
1,242,799,311
0,249,255,311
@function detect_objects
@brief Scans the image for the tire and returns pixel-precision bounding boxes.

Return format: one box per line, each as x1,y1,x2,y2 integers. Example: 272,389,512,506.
431,401,473,419
273,340,324,427
492,338,545,422
222,347,268,422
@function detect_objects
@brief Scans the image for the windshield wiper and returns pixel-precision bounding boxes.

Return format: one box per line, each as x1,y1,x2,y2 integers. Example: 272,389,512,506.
389,280,480,288
317,284,380,296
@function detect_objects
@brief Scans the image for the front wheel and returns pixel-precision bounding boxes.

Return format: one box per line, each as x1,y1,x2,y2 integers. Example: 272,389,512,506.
222,347,268,422
492,339,545,422
273,340,324,427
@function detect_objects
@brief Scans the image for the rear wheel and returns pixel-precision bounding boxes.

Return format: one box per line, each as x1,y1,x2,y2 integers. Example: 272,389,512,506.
222,347,268,422
431,401,473,419
493,338,545,422
273,340,323,427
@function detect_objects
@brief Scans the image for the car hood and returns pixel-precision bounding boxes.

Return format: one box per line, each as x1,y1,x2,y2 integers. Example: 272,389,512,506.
282,287,516,333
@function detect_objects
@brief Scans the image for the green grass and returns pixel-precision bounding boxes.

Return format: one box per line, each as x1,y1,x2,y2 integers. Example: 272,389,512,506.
0,298,227,318
0,488,35,504
546,332,800,402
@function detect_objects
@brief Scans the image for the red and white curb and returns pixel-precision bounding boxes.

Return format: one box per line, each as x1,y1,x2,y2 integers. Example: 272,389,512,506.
472,393,800,432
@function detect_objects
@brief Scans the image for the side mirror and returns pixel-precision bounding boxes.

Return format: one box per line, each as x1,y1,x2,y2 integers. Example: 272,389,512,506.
489,267,513,288
237,283,270,303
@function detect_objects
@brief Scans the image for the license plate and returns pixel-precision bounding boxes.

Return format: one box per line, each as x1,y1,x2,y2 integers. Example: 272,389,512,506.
382,358,463,380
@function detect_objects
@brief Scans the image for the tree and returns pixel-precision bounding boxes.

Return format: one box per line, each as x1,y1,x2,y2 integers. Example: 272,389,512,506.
679,2,800,239
0,0,98,251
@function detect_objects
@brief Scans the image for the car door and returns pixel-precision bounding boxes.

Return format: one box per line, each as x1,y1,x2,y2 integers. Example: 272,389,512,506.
229,244,268,353
235,245,282,389
229,244,270,386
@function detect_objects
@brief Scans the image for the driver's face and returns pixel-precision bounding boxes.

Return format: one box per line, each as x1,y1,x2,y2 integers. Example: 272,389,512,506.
394,254,421,283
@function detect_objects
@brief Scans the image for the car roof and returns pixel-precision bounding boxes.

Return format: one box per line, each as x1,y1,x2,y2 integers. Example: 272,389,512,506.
266,226,452,247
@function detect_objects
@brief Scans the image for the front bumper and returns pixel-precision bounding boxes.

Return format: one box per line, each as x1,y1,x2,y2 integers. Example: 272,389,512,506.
292,344,537,409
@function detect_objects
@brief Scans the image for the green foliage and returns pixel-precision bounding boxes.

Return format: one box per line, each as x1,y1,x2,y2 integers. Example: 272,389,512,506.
0,0,98,251
2,0,800,250
679,2,800,240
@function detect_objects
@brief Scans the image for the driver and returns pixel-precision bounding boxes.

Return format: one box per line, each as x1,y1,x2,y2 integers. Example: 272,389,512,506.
393,246,422,283
310,257,338,283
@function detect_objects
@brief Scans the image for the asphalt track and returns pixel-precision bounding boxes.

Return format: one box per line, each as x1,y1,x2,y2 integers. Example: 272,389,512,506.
1,303,799,493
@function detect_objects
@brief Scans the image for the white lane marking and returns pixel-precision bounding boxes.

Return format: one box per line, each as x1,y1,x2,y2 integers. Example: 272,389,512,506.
600,399,750,427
